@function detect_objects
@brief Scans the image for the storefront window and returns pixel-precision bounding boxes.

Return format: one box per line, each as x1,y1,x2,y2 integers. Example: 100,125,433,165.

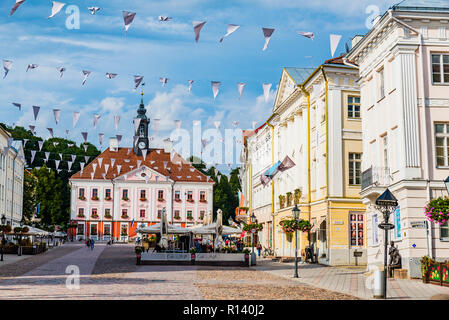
350,213,364,246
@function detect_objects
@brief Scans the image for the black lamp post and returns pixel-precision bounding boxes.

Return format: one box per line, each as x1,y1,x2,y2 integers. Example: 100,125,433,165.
250,212,256,266
1,214,6,262
18,216,25,256
444,176,449,195
375,188,398,300
292,205,301,278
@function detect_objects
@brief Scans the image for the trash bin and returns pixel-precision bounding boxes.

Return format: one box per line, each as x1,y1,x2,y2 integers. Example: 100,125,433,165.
373,269,384,299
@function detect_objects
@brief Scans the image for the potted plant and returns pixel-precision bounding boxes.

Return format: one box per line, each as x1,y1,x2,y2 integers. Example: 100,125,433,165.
421,255,434,283
294,189,302,205
105,196,112,201
279,195,286,209
104,213,112,219
77,213,85,218
243,223,263,232
22,227,29,234
157,197,164,202
187,199,194,203
286,192,292,207
174,198,182,202
122,196,129,201
1,224,12,233
91,196,99,201
121,214,129,219
174,215,181,220
140,197,147,201
199,199,207,203
189,247,197,264
91,213,99,219
78,196,86,201
187,215,194,221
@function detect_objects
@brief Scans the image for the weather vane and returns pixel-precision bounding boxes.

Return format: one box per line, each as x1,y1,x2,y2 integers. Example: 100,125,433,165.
141,82,145,96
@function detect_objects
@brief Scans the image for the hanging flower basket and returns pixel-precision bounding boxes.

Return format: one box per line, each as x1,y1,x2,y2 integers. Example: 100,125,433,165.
279,219,312,233
425,196,449,225
243,223,263,232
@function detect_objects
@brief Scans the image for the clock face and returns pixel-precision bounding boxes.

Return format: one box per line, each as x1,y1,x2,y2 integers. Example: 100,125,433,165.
138,141,146,149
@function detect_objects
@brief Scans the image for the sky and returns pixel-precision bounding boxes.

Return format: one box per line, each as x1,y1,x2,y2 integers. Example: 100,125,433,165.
0,0,400,172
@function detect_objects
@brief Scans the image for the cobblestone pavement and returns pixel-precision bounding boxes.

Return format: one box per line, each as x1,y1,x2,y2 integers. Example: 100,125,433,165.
0,244,81,278
254,258,449,300
0,244,357,300
194,267,358,300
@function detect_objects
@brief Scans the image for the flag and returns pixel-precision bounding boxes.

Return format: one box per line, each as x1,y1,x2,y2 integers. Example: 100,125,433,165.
278,155,296,172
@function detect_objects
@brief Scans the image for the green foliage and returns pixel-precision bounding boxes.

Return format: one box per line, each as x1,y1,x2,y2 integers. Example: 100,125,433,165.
421,256,435,277
243,223,263,232
23,170,37,222
189,157,241,226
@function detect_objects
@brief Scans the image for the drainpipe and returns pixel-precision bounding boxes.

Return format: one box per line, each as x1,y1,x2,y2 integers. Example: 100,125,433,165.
388,10,432,258
320,67,331,263
10,152,18,226
111,178,115,242
299,85,312,221
265,113,276,252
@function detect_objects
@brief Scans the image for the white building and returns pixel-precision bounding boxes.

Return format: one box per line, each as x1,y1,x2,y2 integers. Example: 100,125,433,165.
0,126,25,226
241,124,274,249
347,0,449,277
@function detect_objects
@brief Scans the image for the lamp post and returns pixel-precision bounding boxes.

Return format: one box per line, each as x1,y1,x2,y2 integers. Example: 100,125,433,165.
250,212,256,266
375,188,398,300
18,216,25,256
1,215,6,262
444,176,449,194
292,205,300,278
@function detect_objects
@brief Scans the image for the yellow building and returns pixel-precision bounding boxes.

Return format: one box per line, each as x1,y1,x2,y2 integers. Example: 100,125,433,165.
266,56,366,265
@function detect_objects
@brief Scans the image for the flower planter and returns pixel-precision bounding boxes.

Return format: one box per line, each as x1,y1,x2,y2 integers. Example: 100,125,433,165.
174,199,182,202
91,197,99,201
121,215,129,219
157,198,164,202
199,199,207,203
77,215,85,218
105,197,112,201
78,197,86,201
140,198,147,202
122,198,129,201
104,215,112,219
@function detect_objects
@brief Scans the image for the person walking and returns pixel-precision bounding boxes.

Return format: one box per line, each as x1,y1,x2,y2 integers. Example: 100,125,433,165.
257,243,262,257
86,238,90,250
90,238,95,250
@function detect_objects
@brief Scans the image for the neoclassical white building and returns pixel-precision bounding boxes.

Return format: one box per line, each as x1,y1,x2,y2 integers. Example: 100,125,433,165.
347,0,449,277
241,124,273,249
0,126,25,227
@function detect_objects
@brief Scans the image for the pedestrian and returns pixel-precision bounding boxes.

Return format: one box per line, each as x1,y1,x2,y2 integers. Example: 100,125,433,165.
90,238,95,250
86,238,90,249
257,243,262,257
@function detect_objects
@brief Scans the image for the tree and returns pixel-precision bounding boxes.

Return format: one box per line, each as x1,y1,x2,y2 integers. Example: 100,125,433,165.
22,170,37,222
33,165,65,227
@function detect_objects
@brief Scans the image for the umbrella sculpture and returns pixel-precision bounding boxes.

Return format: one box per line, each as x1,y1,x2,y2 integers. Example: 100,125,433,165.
158,208,169,249
214,209,225,251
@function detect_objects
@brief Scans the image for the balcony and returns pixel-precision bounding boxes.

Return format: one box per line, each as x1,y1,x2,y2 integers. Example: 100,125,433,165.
361,166,392,191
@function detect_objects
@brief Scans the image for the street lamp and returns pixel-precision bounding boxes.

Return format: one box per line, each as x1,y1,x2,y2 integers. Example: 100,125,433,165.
250,212,256,266
1,215,6,262
375,188,398,300
444,176,449,195
18,216,25,256
292,204,301,278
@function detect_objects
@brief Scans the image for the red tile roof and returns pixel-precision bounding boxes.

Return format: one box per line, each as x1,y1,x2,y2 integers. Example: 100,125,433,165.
324,54,346,65
70,147,212,183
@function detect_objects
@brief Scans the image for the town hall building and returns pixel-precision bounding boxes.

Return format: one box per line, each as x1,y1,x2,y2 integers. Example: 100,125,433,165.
68,94,214,241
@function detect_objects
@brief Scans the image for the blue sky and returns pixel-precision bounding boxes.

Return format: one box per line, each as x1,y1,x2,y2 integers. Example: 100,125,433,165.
0,0,399,170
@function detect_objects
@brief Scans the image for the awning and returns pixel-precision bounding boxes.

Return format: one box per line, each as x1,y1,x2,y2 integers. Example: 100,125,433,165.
189,223,242,235
136,223,191,235
311,217,326,233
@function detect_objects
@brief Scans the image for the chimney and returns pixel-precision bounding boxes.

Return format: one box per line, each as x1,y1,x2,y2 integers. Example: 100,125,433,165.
351,35,364,49
109,137,118,152
163,138,173,153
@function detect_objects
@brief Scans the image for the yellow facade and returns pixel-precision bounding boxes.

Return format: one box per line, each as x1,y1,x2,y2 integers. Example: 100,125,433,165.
268,62,367,265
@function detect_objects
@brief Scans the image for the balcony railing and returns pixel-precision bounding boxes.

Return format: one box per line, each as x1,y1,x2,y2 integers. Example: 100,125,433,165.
361,166,392,190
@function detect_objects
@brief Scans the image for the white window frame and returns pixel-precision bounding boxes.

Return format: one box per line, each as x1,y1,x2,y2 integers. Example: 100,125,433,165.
435,123,449,167
432,53,449,85
349,153,362,185
347,96,361,119
441,222,449,241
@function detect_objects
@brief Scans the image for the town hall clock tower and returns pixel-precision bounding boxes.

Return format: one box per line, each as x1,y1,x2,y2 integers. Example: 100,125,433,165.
133,91,150,156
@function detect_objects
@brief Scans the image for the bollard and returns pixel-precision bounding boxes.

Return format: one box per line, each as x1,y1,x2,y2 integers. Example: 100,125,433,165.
373,269,384,299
